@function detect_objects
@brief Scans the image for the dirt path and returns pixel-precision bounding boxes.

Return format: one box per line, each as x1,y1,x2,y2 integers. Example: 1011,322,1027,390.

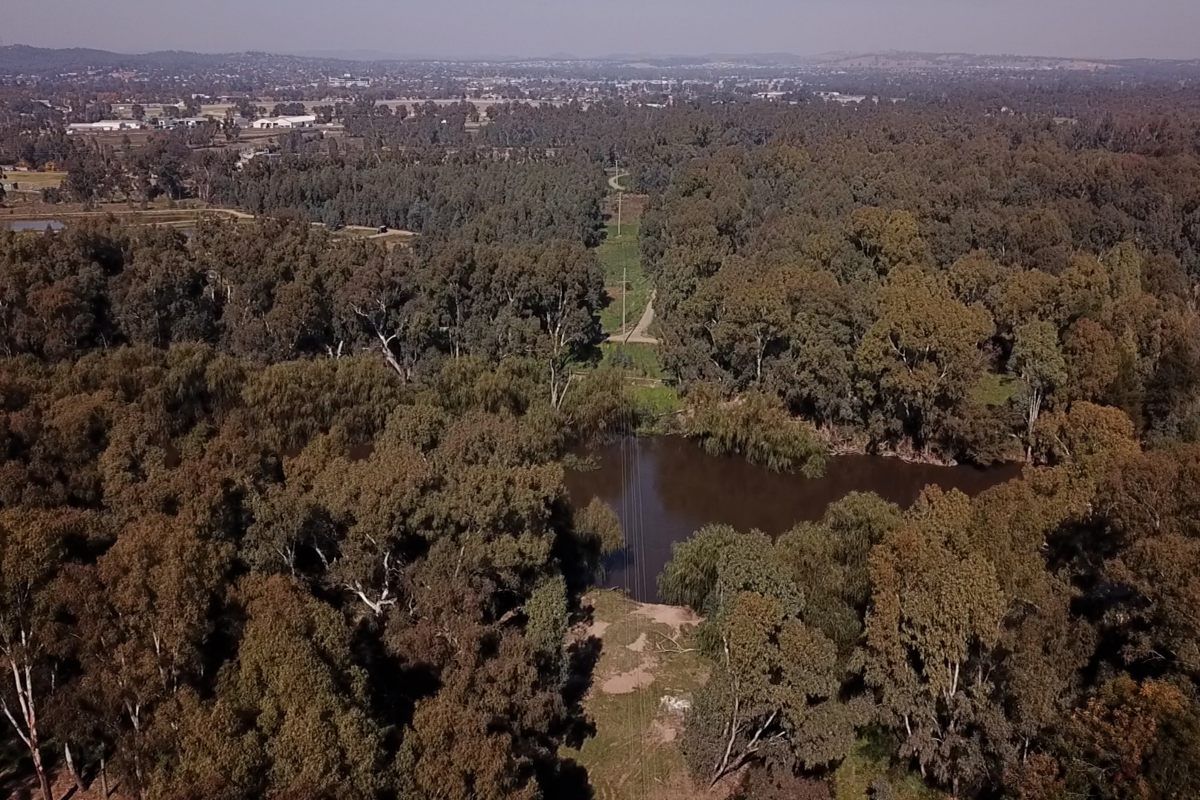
608,170,630,191
607,290,658,345
2,206,416,243
207,207,255,220
2,206,256,223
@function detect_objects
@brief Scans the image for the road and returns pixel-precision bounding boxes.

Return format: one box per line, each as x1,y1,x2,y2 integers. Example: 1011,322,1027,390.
607,290,658,345
2,206,415,242
607,170,629,192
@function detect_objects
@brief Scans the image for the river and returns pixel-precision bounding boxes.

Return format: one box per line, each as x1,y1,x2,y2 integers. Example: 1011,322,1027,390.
2,219,65,232
565,436,1021,602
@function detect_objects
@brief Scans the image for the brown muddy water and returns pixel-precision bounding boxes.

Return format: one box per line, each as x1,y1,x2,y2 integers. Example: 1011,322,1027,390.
565,436,1021,602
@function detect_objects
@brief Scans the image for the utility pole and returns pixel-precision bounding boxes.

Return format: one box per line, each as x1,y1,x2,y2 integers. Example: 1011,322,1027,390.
615,156,626,338
614,156,623,237
622,262,627,337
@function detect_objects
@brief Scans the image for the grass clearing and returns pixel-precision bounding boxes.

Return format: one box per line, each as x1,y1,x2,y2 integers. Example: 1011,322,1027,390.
631,385,683,422
833,732,946,800
973,371,1019,407
563,590,713,800
598,219,650,336
597,343,682,426
601,342,664,380
0,205,413,249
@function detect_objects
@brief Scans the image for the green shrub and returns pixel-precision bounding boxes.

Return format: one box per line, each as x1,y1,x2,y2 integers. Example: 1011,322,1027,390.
686,391,827,476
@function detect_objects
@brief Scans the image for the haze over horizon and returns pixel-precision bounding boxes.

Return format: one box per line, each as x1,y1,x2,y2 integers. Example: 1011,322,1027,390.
5,0,1200,61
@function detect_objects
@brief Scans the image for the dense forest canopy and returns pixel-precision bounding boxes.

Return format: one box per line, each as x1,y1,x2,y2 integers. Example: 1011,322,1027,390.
217,152,606,244
0,217,606,383
0,213,628,799
3,66,1200,800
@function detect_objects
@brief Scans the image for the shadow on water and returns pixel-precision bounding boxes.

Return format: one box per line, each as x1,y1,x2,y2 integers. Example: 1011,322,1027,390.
565,435,1021,603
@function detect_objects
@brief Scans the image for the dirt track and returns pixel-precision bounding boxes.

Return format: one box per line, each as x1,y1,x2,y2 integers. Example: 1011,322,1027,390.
607,290,658,345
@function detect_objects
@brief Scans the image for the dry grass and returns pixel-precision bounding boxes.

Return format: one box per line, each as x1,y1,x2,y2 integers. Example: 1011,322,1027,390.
199,103,236,117
3,171,66,190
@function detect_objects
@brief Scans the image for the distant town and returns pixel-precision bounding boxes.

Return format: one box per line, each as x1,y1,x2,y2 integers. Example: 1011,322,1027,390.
6,43,1200,195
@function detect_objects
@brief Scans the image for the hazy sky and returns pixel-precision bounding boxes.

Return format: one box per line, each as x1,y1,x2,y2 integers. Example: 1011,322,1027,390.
5,0,1200,60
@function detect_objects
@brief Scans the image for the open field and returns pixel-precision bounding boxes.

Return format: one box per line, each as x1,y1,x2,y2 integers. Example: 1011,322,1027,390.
562,590,717,800
629,384,683,422
972,371,1019,407
601,333,679,417
2,170,66,190
199,103,236,117
334,225,415,247
86,130,160,148
596,343,682,422
58,126,340,154
0,205,254,227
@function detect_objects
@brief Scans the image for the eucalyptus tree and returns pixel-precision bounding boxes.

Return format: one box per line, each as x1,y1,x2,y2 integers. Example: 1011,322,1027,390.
1011,319,1067,460
0,509,97,800
862,488,1007,795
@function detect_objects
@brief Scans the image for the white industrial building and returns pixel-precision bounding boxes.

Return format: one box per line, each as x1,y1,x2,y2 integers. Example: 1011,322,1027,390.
330,74,371,89
67,120,147,134
249,115,316,129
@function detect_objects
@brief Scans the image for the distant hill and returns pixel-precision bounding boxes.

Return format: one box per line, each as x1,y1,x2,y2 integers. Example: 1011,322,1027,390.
601,50,1200,73
0,44,355,73
802,50,1121,72
0,44,226,71
292,49,409,62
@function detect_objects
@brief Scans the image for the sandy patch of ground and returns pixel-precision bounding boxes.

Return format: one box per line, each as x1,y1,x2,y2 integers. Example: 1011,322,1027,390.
587,618,611,638
632,601,702,634
652,716,679,744
626,632,648,652
601,657,657,694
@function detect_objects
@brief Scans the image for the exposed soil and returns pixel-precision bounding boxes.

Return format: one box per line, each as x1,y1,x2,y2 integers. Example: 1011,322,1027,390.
601,660,657,694
632,601,702,635
651,717,679,744
587,618,611,639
